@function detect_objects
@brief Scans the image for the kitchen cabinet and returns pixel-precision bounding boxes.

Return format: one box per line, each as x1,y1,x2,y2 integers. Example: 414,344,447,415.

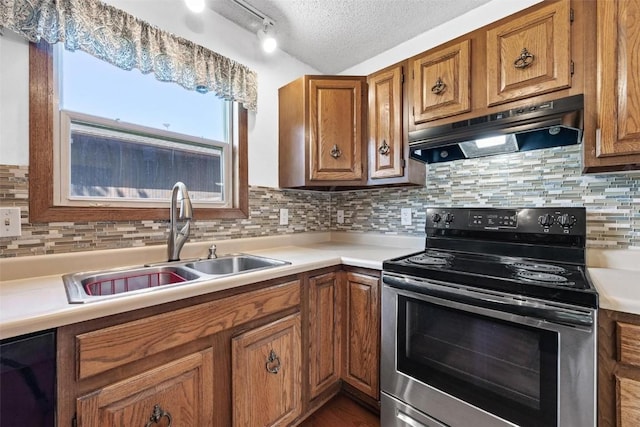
76,349,214,427
279,75,367,188
486,0,572,106
308,271,342,400
232,313,302,427
342,269,380,401
367,63,425,187
598,309,640,426
410,39,471,123
583,0,640,172
56,279,301,427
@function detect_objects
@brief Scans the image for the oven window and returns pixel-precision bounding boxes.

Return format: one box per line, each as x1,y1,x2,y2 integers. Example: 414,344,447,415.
397,296,558,427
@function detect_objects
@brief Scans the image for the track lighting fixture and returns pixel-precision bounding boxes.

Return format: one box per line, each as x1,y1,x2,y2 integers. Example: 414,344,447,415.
257,19,277,53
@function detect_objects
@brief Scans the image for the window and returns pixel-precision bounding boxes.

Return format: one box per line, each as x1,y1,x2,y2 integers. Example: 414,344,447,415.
29,41,248,222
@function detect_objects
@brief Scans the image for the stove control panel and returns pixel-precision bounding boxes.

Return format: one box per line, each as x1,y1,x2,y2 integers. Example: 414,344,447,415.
426,207,586,236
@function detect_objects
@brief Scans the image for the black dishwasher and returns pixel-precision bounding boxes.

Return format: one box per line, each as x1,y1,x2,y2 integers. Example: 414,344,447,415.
0,330,56,427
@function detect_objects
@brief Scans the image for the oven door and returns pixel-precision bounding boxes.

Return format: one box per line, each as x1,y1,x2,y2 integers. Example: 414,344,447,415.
381,273,596,427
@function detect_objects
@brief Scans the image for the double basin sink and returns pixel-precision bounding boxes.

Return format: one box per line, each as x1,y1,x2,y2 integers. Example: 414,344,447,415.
62,254,290,303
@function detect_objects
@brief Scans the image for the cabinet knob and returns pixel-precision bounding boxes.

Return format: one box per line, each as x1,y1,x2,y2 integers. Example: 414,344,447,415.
145,404,172,427
514,48,535,69
266,349,281,374
330,144,342,159
378,139,390,155
431,77,446,95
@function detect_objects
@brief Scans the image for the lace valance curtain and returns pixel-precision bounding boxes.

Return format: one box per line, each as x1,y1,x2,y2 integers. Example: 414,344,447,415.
0,0,258,111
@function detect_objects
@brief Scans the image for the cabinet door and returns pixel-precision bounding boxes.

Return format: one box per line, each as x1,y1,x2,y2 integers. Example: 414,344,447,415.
309,78,364,181
76,349,214,427
411,39,471,124
309,272,341,399
596,0,640,158
617,376,640,427
232,313,302,427
368,65,404,179
486,0,572,105
343,272,380,399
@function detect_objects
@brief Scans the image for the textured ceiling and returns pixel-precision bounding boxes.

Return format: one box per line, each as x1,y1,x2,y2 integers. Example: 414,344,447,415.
209,0,493,74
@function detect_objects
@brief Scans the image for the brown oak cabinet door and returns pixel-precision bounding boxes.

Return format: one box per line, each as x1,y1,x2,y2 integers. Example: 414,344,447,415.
343,271,380,399
486,0,572,106
411,39,471,124
368,65,404,179
76,349,214,427
309,78,364,181
309,272,342,399
597,0,640,158
232,313,302,427
617,376,640,427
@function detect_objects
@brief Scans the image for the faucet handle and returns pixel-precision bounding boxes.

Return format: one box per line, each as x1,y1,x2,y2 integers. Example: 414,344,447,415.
208,244,217,259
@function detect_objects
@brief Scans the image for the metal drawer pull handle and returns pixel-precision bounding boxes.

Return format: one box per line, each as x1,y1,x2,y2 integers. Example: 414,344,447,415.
330,144,342,159
145,404,172,427
431,77,446,94
514,48,535,69
378,139,390,155
266,349,281,374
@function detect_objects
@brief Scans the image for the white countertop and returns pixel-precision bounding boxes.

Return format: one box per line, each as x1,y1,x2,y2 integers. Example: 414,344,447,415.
0,232,422,339
2,232,640,339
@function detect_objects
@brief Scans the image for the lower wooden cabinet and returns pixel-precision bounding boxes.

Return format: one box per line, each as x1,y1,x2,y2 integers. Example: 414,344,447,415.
342,270,380,400
232,313,302,427
57,267,382,427
308,271,342,399
76,349,214,427
599,309,640,426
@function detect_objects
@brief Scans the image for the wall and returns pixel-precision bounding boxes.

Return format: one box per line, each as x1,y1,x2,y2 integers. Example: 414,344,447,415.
0,0,319,188
333,145,640,249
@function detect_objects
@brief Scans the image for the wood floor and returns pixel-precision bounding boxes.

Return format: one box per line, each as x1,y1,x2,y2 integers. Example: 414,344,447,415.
299,395,380,427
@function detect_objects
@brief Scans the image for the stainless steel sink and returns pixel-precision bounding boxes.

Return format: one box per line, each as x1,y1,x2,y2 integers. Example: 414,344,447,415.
63,254,290,303
63,265,203,303
185,254,290,276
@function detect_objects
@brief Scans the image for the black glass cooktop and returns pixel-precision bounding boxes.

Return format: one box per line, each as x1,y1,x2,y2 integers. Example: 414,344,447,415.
383,249,597,308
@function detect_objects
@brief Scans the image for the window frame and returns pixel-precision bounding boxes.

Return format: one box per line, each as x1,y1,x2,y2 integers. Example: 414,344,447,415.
29,41,249,222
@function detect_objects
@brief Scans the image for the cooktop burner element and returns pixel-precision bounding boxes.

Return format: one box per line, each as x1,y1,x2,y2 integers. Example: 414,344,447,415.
511,261,568,274
408,254,449,266
382,207,598,308
515,270,571,284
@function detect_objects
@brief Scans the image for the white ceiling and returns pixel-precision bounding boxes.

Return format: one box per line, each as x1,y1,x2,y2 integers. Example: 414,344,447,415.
209,0,493,74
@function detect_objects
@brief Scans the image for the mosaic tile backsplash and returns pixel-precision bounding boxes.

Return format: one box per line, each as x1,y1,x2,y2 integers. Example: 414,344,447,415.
333,145,640,249
0,164,331,257
1,144,639,257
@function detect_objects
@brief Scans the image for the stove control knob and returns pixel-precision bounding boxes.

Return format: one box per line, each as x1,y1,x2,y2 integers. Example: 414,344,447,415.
538,214,554,227
557,213,577,228
431,213,442,223
444,213,454,224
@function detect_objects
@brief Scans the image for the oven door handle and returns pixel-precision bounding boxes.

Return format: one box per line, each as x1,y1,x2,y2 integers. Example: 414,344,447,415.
383,274,594,328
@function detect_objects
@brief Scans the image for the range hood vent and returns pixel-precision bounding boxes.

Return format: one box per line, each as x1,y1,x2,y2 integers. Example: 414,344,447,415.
409,95,584,164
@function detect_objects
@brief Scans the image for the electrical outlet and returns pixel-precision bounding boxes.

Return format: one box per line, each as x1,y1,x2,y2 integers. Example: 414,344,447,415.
0,207,22,237
279,208,289,225
401,208,412,226
336,210,344,224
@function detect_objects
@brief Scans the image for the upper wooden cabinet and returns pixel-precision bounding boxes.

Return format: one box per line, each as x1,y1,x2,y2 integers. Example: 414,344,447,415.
368,65,404,179
583,0,640,172
279,75,366,188
486,0,572,106
411,39,471,123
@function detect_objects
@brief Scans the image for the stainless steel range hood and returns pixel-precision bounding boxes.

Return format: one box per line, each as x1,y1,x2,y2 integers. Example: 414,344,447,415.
409,94,584,164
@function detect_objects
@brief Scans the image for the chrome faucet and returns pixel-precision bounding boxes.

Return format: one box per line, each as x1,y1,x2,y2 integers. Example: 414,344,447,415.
167,182,193,261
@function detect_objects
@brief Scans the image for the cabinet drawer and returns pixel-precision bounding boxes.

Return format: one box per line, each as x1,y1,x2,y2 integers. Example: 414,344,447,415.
616,376,640,427
76,280,300,379
617,322,640,368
